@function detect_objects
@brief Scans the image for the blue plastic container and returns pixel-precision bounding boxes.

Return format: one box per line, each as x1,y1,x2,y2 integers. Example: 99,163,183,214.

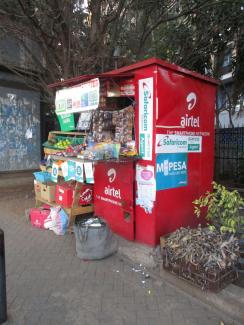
33,171,52,183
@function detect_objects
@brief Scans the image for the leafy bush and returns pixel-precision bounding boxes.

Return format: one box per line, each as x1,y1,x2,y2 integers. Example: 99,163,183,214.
193,182,244,233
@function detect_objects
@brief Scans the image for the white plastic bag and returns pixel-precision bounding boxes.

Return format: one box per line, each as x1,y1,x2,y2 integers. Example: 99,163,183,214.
44,206,69,235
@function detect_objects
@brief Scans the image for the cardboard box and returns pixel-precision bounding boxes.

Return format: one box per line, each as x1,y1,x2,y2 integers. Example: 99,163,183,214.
41,182,56,203
30,205,51,229
55,183,74,208
79,184,93,205
55,183,93,208
34,180,42,198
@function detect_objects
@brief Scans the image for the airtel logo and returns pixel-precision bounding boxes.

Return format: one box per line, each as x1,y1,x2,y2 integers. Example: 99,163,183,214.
80,188,92,202
186,92,197,110
107,168,116,183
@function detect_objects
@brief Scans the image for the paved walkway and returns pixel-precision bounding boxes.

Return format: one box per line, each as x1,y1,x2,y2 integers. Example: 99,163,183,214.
0,193,240,325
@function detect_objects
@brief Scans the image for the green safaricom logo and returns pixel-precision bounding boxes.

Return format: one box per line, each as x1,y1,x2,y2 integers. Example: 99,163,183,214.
157,135,187,148
142,81,151,132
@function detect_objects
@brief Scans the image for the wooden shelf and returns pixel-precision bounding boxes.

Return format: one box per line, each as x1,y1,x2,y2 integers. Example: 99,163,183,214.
35,197,94,226
49,131,86,136
49,154,138,164
35,181,94,226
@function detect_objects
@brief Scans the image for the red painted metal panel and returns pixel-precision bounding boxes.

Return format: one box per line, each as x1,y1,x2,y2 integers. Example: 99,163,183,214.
133,65,158,246
103,58,219,85
48,58,219,90
94,162,135,241
48,58,218,247
153,66,217,243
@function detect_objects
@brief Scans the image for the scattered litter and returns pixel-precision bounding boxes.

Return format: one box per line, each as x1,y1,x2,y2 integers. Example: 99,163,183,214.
116,270,120,273
148,290,151,294
131,263,151,289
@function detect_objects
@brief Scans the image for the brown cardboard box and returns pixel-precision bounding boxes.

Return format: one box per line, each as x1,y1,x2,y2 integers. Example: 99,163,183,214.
41,182,56,203
34,180,42,199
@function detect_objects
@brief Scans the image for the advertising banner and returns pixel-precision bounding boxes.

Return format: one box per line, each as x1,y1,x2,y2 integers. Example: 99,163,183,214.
75,161,84,183
84,162,94,184
51,163,59,183
67,160,76,180
156,153,188,190
156,134,202,153
136,164,156,214
61,161,69,181
139,77,153,161
55,78,99,115
57,113,75,131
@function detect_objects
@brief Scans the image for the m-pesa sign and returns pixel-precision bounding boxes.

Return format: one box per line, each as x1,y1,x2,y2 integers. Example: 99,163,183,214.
156,153,188,190
139,78,153,161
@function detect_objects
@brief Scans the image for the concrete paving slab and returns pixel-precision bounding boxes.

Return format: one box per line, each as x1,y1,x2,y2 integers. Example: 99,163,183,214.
0,190,242,324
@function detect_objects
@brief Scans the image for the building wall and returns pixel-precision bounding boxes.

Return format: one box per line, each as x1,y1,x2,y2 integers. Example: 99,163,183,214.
218,110,244,128
0,35,44,72
0,86,40,171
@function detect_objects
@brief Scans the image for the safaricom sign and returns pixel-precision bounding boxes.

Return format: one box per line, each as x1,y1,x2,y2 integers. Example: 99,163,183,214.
139,78,153,161
156,134,202,153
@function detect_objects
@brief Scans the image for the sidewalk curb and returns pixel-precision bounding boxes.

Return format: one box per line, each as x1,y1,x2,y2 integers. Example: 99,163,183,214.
117,237,244,324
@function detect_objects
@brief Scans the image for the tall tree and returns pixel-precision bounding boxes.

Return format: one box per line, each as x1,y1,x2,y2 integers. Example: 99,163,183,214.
0,0,243,110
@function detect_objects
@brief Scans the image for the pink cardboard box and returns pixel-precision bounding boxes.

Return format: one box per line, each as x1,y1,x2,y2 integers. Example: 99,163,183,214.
29,205,51,229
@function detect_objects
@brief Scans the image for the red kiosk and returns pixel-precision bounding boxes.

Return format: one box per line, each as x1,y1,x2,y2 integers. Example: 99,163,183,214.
50,58,219,247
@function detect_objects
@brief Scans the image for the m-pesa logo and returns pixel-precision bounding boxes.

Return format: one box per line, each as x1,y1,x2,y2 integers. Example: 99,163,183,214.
157,159,187,176
156,153,188,190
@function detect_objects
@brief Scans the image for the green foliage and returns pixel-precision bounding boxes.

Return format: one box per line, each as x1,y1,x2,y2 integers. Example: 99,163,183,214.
193,182,244,233
0,0,244,105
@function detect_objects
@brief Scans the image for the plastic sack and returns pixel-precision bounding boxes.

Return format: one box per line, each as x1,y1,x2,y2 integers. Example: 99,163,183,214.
73,217,118,260
44,206,69,235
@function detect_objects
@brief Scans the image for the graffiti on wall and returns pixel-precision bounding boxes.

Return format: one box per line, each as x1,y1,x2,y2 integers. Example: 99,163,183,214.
0,87,40,171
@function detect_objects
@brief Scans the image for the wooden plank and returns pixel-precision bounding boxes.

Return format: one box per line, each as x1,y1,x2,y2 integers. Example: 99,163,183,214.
70,205,94,215
72,182,83,208
49,131,86,136
50,155,87,163
35,196,93,219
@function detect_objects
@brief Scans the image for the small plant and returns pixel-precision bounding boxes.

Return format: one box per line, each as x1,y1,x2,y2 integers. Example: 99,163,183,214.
193,182,244,233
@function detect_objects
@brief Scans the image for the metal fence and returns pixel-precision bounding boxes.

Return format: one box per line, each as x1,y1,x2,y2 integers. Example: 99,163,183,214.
215,127,244,188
